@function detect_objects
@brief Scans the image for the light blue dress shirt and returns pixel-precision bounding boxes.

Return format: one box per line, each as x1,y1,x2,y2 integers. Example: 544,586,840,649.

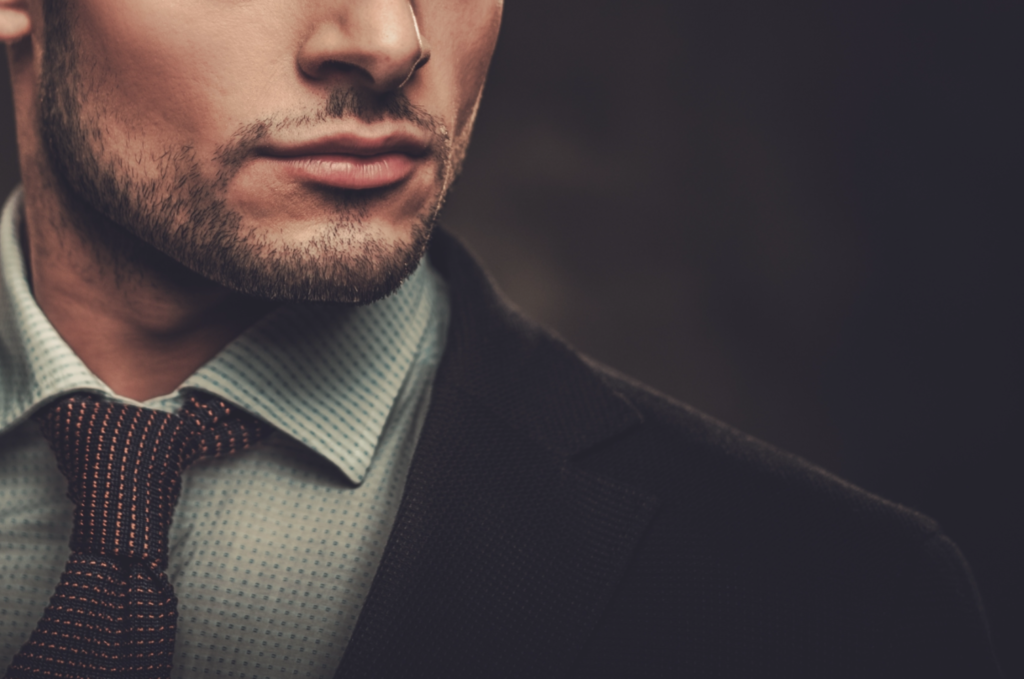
0,187,450,678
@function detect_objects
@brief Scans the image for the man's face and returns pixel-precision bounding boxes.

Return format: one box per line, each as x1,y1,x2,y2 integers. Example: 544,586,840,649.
38,0,502,302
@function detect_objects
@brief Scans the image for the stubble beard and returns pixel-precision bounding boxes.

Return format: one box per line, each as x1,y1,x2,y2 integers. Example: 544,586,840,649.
36,5,456,304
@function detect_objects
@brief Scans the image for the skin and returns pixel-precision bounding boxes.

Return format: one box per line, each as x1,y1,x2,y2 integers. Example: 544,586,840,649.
0,0,503,401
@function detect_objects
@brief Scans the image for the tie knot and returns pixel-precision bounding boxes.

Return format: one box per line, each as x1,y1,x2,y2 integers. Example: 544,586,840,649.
36,393,272,568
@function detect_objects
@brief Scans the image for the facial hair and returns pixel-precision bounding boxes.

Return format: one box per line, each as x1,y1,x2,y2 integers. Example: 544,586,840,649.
36,2,454,304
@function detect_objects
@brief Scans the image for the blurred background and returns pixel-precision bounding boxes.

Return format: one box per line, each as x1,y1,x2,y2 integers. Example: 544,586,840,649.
2,0,1021,673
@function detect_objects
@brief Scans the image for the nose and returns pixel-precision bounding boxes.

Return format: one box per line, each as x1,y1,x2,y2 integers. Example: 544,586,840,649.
297,0,430,92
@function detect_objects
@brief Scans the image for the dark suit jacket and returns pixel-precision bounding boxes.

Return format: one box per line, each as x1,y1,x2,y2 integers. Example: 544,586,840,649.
333,229,1002,678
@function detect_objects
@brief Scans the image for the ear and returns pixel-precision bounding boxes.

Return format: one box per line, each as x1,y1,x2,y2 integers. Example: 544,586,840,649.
0,0,32,44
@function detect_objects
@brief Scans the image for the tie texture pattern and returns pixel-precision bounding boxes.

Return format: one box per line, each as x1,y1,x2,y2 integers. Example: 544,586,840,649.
4,394,272,679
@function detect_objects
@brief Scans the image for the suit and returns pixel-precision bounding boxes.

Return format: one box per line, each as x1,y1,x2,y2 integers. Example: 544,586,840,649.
332,229,1001,678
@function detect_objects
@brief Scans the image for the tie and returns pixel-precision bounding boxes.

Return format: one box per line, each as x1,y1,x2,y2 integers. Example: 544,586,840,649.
4,393,272,679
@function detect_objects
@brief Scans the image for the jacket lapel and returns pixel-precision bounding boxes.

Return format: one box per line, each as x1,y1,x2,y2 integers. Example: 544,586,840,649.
335,231,658,678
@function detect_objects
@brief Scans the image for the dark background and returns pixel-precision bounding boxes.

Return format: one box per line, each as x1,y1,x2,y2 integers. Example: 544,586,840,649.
2,1,1021,674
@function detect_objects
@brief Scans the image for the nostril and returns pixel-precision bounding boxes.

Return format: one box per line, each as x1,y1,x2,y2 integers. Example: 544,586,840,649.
306,59,375,86
394,51,429,90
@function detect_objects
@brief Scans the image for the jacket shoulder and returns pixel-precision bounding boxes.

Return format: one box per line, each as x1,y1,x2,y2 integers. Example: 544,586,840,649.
425,229,999,676
586,362,938,540
571,363,1001,678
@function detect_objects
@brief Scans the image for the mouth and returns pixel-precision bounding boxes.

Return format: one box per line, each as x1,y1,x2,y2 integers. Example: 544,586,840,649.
255,132,432,191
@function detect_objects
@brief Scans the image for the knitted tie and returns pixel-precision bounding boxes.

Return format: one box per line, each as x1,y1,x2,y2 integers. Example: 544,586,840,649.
4,393,272,679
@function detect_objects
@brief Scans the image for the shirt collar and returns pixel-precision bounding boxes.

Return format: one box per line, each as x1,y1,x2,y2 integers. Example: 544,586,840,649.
0,186,444,485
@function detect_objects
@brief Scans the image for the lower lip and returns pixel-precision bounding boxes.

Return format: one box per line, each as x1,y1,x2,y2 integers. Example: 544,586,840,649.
266,153,419,190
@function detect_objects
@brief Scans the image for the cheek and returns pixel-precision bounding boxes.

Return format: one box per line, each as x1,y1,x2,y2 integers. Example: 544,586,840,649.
70,2,293,147
417,1,503,136
452,31,501,133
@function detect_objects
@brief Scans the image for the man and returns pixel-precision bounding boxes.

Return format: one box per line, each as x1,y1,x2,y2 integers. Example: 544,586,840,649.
0,0,1003,677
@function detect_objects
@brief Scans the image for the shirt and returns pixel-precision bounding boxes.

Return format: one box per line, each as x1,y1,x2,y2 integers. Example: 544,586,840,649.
0,187,450,678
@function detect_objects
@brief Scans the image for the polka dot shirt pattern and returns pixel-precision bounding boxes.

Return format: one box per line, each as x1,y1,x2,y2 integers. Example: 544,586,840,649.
0,188,450,678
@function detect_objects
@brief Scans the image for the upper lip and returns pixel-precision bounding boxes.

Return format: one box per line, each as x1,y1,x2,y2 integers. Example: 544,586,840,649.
257,131,431,159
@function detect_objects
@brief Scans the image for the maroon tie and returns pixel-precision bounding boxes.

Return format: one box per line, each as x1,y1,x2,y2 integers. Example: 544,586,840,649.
4,394,272,679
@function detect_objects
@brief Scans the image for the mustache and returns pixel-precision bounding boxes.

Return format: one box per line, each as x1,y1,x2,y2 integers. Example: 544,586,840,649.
326,88,431,126
214,87,449,176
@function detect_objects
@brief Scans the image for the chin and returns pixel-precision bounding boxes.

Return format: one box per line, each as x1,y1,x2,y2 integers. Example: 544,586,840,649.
181,201,437,305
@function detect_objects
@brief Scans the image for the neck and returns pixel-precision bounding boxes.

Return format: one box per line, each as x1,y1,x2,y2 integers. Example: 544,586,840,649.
22,185,276,403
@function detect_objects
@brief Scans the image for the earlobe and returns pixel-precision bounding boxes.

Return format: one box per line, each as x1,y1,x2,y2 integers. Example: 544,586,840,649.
0,0,32,44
